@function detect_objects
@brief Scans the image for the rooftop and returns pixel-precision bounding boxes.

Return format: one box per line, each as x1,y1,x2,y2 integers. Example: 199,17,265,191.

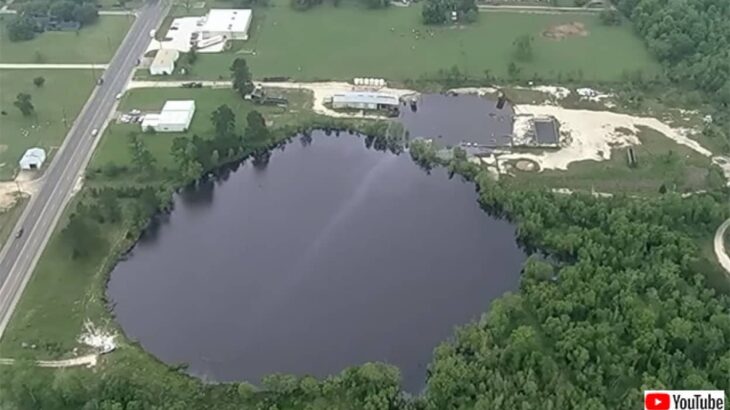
533,118,559,145
151,49,180,67
202,9,252,33
163,100,195,112
332,92,400,106
21,147,46,160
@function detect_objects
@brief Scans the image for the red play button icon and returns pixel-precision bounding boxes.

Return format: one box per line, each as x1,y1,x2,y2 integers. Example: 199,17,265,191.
645,393,671,410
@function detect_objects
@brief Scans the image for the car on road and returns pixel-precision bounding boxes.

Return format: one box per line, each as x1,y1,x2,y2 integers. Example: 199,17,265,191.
115,93,123,100
97,77,104,85
15,228,23,239
91,128,98,137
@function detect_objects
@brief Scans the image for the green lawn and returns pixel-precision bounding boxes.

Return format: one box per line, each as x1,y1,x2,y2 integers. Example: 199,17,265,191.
176,1,658,81
0,70,95,180
0,201,126,359
91,86,315,170
506,127,714,194
0,16,132,63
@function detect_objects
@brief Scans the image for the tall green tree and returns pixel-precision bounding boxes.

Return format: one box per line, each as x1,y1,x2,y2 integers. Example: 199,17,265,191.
211,104,236,139
230,57,254,98
62,214,106,259
14,93,34,116
244,110,269,144
6,16,37,42
33,76,45,87
127,133,156,176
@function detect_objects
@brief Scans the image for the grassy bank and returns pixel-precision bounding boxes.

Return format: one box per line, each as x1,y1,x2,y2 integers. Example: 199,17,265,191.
0,16,132,63
0,70,95,180
152,1,659,81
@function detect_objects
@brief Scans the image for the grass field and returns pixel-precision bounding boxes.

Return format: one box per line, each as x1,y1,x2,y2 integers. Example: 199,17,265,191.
0,70,95,180
91,86,315,171
173,1,658,81
506,127,714,194
0,199,125,359
0,16,132,63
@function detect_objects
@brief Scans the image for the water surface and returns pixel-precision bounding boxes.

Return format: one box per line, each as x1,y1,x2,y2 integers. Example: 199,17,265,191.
107,132,525,391
399,94,514,148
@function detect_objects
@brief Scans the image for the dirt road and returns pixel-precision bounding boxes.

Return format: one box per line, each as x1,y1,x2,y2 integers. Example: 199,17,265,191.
713,218,730,276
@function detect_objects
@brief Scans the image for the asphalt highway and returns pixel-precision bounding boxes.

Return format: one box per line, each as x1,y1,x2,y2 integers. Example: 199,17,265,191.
0,0,170,338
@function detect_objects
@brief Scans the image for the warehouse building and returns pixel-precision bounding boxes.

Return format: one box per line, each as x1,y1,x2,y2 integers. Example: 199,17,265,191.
141,100,196,132
19,147,47,170
149,49,179,76
331,92,400,110
200,9,253,41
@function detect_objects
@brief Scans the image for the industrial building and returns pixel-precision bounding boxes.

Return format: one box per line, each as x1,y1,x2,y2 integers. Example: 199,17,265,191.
331,92,400,111
141,100,196,132
19,148,47,170
200,9,253,41
149,49,179,76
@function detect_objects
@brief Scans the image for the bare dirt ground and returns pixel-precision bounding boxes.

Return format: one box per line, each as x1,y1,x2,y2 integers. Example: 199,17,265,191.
0,171,43,211
542,22,589,40
497,104,712,171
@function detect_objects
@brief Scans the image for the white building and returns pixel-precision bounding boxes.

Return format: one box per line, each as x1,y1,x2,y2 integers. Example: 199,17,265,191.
149,49,179,76
199,9,252,41
145,9,253,55
19,147,46,170
141,100,196,132
331,92,400,110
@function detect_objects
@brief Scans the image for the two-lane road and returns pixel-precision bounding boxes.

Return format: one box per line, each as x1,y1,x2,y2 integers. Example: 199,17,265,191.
0,0,170,338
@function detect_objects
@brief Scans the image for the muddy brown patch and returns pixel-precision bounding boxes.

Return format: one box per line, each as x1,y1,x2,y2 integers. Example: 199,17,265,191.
542,22,589,40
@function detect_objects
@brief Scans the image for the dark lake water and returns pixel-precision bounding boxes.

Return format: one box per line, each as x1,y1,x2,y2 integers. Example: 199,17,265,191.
107,132,525,392
399,94,514,148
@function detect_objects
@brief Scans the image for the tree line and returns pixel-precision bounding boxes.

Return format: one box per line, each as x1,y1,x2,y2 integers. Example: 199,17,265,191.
7,0,99,42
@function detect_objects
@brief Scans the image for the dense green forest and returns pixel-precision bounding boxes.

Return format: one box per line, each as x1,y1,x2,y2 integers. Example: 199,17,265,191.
616,0,730,98
424,171,730,409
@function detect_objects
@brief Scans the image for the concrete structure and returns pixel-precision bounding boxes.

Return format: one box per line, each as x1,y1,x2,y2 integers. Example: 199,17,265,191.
533,117,560,146
331,92,400,110
18,148,46,170
146,9,252,55
149,49,179,76
141,100,196,132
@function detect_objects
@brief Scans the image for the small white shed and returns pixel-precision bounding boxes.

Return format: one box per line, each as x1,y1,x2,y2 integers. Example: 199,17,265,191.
19,147,47,170
149,49,180,76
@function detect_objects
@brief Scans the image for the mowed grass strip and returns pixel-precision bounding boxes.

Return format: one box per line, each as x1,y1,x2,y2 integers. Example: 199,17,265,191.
185,2,659,81
0,70,95,180
0,16,132,63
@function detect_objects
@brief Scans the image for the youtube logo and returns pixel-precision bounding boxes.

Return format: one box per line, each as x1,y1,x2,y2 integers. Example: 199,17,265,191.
645,393,670,410
644,390,725,410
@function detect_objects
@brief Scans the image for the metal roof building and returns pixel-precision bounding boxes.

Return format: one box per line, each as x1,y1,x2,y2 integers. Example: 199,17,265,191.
331,92,400,110
200,9,252,40
141,100,196,132
149,49,180,76
19,147,47,170
533,118,559,146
